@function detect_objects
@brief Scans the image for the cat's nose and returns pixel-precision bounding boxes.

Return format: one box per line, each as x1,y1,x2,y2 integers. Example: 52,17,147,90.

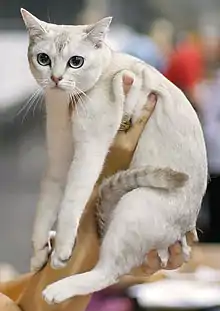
51,75,63,85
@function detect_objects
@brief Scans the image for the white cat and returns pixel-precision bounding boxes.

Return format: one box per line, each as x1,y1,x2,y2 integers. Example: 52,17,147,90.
21,9,207,304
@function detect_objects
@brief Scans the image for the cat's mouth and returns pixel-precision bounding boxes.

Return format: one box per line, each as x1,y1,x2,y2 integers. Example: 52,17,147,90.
50,85,66,91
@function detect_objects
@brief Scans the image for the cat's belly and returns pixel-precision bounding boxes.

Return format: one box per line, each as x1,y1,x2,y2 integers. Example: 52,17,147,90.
132,120,206,179
129,95,208,223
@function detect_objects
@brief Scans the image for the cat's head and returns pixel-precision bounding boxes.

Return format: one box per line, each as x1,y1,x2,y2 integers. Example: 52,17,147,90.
21,9,112,94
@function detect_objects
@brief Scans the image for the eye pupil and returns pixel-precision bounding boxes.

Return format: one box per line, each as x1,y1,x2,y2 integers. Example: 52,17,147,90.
68,56,84,68
37,53,51,66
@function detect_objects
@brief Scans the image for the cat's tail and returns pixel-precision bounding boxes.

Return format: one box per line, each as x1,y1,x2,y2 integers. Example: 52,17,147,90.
99,166,188,198
97,166,188,237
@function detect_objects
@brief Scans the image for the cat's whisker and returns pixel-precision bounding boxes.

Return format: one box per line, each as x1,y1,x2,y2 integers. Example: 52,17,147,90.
21,88,42,123
75,92,87,117
70,95,76,113
15,88,41,118
75,85,93,104
69,94,77,116
32,90,44,116
38,79,48,83
70,92,87,130
36,78,50,89
39,94,45,113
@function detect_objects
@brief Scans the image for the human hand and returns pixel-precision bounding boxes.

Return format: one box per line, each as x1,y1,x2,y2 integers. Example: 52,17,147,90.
102,75,157,178
131,230,196,277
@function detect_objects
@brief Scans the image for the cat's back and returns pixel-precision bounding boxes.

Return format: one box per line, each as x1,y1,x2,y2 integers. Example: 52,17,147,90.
101,51,145,79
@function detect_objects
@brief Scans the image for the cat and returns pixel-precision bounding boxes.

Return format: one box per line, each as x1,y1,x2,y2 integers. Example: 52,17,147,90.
20,9,207,304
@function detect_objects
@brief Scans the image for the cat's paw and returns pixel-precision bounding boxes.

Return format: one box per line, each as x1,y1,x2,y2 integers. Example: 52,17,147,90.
31,247,49,272
181,236,192,262
42,280,73,304
192,228,198,242
50,230,76,269
31,231,56,272
50,246,72,269
157,249,169,268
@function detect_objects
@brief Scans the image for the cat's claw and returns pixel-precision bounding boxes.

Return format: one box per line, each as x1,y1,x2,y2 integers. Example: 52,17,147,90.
157,249,169,268
181,236,192,262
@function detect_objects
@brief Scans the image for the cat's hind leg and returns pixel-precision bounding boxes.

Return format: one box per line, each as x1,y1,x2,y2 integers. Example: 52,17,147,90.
180,227,198,263
42,267,117,305
43,189,149,304
43,188,178,304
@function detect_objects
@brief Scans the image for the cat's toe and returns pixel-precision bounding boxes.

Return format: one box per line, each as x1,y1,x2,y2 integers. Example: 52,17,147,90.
42,285,57,305
158,249,169,268
31,247,49,272
192,228,198,242
50,249,71,269
181,236,192,262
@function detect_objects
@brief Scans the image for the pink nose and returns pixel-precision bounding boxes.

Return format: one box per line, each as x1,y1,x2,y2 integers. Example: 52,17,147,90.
51,75,63,84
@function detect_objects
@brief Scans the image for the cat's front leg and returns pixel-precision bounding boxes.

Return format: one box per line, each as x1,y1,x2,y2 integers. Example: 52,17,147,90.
31,174,66,271
51,72,130,269
31,98,73,271
50,138,114,269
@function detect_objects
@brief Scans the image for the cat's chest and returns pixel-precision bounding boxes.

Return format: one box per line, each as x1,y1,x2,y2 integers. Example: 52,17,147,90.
72,86,121,140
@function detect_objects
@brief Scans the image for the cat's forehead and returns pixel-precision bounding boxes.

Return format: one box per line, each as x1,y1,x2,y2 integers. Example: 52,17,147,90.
54,31,70,53
45,25,87,52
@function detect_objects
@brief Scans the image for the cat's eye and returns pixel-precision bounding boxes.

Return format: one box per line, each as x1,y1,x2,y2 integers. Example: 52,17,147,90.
37,53,51,66
68,56,84,69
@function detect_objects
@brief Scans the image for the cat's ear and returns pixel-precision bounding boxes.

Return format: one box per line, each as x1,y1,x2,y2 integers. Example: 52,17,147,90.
85,17,112,46
20,8,47,37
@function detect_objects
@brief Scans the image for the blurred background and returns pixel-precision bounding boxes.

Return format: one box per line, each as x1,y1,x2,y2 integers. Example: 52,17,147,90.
1,0,220,310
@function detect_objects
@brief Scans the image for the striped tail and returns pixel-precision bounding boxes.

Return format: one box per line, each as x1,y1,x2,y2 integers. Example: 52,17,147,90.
96,166,188,237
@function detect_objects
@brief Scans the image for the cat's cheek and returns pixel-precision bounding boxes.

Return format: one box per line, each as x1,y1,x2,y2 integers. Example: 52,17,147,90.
30,61,51,85
76,69,101,92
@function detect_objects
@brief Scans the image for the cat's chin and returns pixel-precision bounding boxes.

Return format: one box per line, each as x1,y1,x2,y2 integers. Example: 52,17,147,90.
44,86,69,98
49,85,67,93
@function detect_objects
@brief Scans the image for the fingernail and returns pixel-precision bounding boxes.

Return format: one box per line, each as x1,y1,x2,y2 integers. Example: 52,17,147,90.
123,75,134,85
149,92,157,101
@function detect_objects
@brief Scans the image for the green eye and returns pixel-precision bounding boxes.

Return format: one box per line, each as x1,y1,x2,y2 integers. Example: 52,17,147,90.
37,53,51,66
68,56,84,68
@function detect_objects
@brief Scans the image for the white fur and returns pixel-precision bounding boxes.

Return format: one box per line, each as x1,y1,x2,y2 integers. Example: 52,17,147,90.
21,9,207,304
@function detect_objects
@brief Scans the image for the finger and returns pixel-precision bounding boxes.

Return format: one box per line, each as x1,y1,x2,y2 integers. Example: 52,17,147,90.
166,242,184,270
124,93,157,145
139,93,157,121
114,92,157,155
141,250,161,276
143,266,159,276
130,93,157,129
122,74,134,95
169,242,182,256
186,231,196,245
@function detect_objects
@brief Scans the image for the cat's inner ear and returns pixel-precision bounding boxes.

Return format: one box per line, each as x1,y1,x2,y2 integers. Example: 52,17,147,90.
85,17,112,46
20,8,47,37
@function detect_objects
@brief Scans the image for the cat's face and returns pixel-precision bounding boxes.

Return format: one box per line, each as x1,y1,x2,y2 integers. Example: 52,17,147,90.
21,9,112,95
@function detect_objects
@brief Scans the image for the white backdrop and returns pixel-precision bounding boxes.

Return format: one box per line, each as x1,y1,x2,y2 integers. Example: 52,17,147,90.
0,31,37,111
